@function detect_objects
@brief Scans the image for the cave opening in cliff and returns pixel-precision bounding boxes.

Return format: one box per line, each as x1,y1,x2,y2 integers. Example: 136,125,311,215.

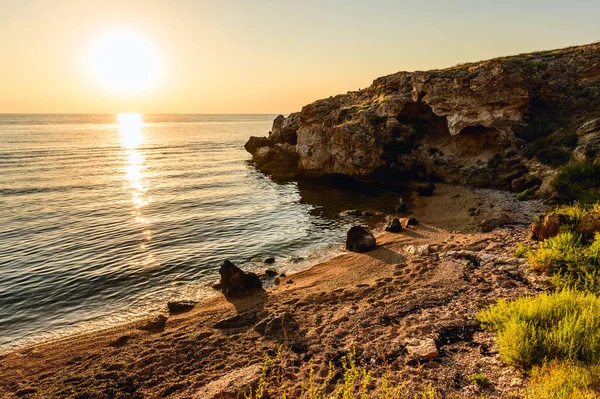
383,102,450,160
453,125,504,157
394,102,450,140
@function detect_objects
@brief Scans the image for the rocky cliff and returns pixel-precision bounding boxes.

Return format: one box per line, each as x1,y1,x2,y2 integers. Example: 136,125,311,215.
245,43,600,196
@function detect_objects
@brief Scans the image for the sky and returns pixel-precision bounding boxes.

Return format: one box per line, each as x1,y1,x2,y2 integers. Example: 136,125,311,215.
0,0,599,114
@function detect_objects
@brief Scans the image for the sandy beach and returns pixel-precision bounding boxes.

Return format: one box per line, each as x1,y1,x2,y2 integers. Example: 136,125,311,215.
0,184,549,398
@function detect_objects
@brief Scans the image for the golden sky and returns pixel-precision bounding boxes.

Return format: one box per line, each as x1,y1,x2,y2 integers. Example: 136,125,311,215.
1,0,599,114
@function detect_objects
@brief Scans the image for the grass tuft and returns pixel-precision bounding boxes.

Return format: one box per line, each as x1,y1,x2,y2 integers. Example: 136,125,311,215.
477,290,600,369
246,347,437,399
467,373,490,387
525,360,600,399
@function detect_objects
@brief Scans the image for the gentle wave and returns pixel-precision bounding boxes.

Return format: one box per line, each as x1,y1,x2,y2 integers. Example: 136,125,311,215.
0,114,399,353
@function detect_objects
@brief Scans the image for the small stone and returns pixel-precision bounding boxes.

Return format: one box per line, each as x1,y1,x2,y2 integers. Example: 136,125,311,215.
167,300,198,314
263,257,275,264
340,209,362,217
405,338,438,360
416,183,435,196
192,363,263,399
109,335,130,347
404,244,430,256
385,217,403,232
403,218,418,228
264,268,278,277
137,314,167,331
286,278,294,284
396,203,407,213
254,311,299,335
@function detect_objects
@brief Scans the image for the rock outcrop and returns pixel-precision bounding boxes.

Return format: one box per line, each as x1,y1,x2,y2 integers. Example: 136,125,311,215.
246,43,600,195
219,260,263,298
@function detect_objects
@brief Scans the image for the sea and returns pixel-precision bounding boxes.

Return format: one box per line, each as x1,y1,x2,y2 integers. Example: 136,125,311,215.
0,114,399,353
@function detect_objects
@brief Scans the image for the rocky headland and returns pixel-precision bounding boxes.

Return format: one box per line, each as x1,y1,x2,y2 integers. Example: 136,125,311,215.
245,43,600,200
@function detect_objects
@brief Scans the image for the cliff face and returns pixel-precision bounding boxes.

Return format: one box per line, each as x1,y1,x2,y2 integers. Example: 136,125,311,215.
245,43,600,194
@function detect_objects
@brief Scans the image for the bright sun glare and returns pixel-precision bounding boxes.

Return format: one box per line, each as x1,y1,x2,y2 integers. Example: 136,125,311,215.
91,31,159,94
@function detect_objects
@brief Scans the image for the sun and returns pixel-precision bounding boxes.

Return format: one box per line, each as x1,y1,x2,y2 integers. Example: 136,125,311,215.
90,31,159,94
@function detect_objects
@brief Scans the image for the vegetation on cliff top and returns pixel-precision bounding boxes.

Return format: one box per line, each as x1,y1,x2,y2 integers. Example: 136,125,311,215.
480,202,600,397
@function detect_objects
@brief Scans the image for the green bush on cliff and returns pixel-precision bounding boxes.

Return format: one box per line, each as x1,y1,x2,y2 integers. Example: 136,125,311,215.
477,290,600,369
526,361,600,399
528,231,600,293
535,147,571,167
553,161,600,203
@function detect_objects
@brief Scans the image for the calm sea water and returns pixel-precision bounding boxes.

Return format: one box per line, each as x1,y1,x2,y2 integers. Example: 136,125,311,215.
0,114,399,352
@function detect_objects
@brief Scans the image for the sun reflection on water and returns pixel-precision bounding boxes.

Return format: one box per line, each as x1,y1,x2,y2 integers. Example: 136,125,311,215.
118,113,144,149
117,113,156,265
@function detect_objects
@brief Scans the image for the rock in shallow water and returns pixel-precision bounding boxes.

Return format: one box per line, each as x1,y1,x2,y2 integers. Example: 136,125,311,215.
345,226,376,253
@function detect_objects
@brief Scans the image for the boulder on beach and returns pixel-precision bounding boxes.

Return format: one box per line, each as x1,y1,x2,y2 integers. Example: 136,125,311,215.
263,256,275,264
417,183,435,196
403,218,418,228
385,217,403,232
219,260,263,298
345,226,376,253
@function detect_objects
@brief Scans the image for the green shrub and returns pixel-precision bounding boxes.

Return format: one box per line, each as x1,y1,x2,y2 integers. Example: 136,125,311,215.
467,373,490,387
487,153,505,169
528,231,584,273
525,360,600,399
517,188,536,201
553,161,600,204
535,147,571,167
528,231,600,292
513,243,532,258
517,115,558,143
550,203,600,224
477,290,600,369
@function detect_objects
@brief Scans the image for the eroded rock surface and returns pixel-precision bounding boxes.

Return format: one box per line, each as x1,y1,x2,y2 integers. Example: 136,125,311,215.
246,43,600,195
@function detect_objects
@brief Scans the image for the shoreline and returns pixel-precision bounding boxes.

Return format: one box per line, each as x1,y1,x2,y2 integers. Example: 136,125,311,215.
0,182,544,357
0,239,349,357
0,183,548,398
